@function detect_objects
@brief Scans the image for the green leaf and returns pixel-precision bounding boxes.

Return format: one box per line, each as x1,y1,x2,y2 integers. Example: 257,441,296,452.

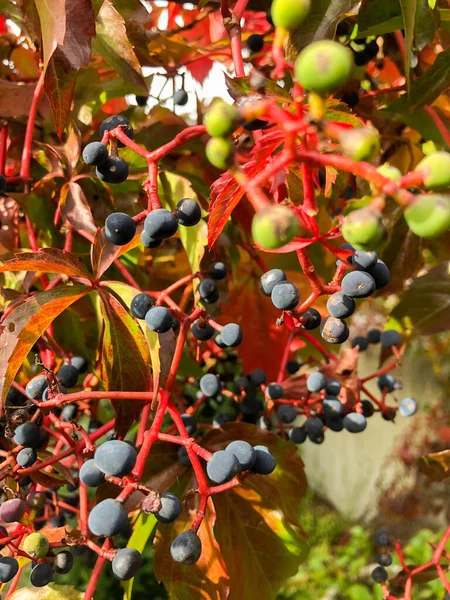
158,172,207,274
34,0,95,137
0,285,89,406
390,261,450,335
9,584,83,600
92,0,147,92
99,291,152,435
122,513,157,600
399,0,417,89
357,0,403,38
415,0,435,52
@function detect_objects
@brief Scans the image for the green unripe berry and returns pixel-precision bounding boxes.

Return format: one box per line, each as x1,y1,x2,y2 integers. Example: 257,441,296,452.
205,102,240,138
252,205,299,249
404,194,450,238
271,0,311,30
370,164,402,192
342,206,386,250
339,128,380,162
206,137,234,170
23,533,49,559
295,41,353,96
415,152,450,189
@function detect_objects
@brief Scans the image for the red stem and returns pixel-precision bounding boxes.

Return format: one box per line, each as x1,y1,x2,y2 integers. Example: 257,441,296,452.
20,71,45,186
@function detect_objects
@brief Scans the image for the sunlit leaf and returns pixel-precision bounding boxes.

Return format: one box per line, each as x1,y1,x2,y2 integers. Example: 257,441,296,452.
0,285,89,406
122,512,157,600
9,584,84,600
418,449,450,481
60,181,97,235
0,248,92,279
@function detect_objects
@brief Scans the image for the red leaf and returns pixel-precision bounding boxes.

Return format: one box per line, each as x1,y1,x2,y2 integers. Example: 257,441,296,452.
99,291,152,436
0,248,92,279
0,285,89,407
186,57,214,84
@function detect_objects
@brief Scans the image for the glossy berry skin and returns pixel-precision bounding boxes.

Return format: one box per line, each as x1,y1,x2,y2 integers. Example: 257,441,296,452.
339,128,380,162
289,427,307,444
155,492,182,524
341,271,376,298
260,269,287,296
278,404,297,424
54,550,74,574
112,548,142,581
207,451,240,484
377,552,392,567
71,355,88,373
199,374,221,397
307,372,326,393
80,459,105,487
246,33,264,53
305,416,324,438
170,531,202,565
145,306,174,333
266,382,283,399
251,446,277,475
17,447,37,467
377,374,396,392
95,440,137,477
353,250,378,271
25,375,48,400
205,102,239,138
30,562,53,587
96,156,129,184
249,368,267,386
198,278,219,304
175,198,201,227
130,293,155,319
343,412,367,433
206,137,234,170
58,363,79,388
23,533,49,559
299,307,321,329
240,396,263,416
141,230,162,248
177,446,190,466
226,440,256,471
191,319,215,341
367,260,390,290
61,403,77,421
323,398,344,418
209,262,227,280
252,206,299,250
181,414,197,435
404,194,450,238
14,422,41,448
380,329,401,347
100,114,134,146
0,498,26,522
352,336,369,351
342,207,386,251
214,334,227,349
221,323,243,347
327,292,355,319
0,557,19,583
105,212,136,246
144,208,178,240
271,281,300,311
82,142,108,166
26,491,46,510
295,40,353,95
271,0,310,30
325,378,341,396
320,316,349,344
173,90,188,106
371,566,388,583
415,152,450,189
399,397,417,417
88,499,128,537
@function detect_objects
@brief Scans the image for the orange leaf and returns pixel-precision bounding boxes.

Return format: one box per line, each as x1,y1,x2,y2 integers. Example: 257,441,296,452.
0,285,90,407
91,225,142,280
0,248,92,279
